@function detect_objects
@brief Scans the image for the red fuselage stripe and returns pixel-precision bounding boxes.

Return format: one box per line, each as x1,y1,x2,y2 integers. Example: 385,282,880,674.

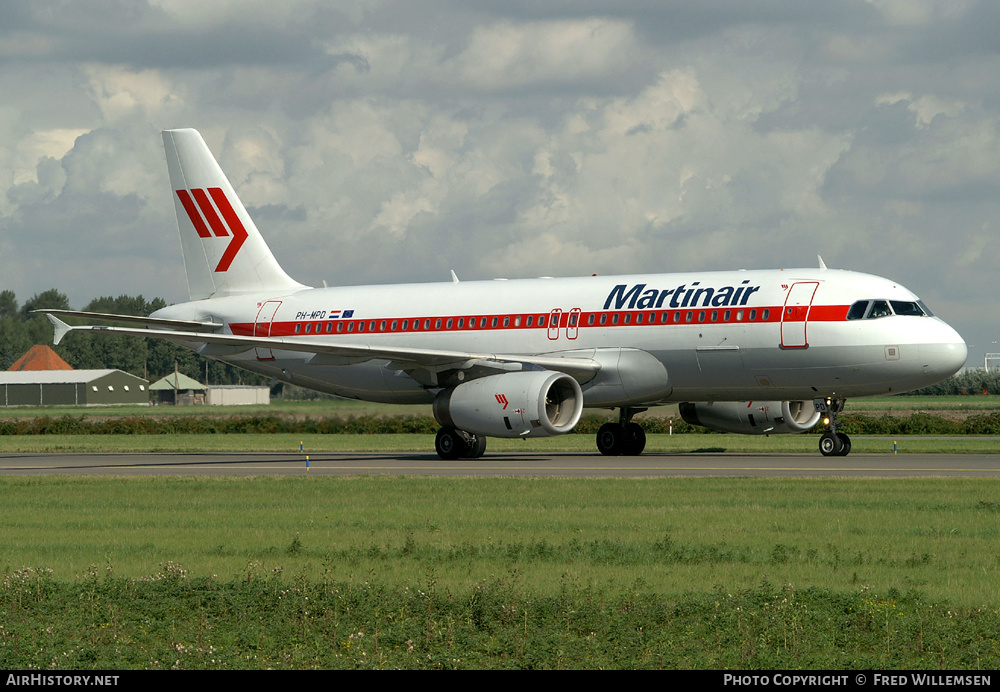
229,305,850,338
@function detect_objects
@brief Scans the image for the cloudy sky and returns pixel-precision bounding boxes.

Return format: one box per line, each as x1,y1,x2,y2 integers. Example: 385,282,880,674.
2,1,998,363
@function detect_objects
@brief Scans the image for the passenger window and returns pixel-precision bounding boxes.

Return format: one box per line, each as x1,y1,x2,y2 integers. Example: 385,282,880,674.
867,300,891,319
847,301,870,320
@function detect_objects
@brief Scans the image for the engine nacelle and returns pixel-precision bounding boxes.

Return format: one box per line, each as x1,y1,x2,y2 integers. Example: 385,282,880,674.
678,400,821,435
433,371,583,438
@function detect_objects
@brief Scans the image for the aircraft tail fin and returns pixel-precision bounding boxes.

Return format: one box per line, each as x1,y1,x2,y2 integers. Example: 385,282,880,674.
162,129,308,300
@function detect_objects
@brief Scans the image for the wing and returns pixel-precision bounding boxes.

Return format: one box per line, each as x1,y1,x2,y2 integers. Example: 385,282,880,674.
43,313,601,386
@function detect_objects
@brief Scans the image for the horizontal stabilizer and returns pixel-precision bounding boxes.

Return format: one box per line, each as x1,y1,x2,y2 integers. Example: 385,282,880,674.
35,309,222,333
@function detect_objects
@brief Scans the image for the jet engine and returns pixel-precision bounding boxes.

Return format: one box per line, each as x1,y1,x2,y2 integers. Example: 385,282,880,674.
678,400,821,435
433,371,583,438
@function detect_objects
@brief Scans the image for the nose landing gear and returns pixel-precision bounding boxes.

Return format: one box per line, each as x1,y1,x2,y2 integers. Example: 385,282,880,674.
816,398,851,456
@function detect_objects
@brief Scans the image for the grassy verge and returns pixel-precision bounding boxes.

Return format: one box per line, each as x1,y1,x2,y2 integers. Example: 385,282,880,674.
1,475,999,668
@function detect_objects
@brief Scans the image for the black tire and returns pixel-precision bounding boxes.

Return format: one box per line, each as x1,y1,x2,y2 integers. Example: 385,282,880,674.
819,431,843,457
836,432,852,456
596,422,625,456
463,434,488,459
623,422,646,456
435,427,464,460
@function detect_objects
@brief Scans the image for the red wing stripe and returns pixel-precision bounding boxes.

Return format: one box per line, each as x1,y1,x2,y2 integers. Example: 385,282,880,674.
209,187,249,273
176,190,212,238
192,188,229,237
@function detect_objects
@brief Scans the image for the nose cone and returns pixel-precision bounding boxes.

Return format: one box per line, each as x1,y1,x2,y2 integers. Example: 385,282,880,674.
918,320,968,381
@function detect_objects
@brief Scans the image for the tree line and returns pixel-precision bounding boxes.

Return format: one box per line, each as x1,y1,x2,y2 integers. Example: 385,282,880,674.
0,288,267,387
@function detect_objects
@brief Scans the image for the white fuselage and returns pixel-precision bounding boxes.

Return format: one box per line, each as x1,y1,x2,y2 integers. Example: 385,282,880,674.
153,267,968,406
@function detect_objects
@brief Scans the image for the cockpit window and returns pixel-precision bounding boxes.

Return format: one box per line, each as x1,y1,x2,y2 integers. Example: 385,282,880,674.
847,301,869,320
890,300,925,316
850,298,929,320
867,300,892,319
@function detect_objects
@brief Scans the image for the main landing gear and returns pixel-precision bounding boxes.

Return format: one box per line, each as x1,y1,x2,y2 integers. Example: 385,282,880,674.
816,397,852,457
435,426,487,460
596,407,647,456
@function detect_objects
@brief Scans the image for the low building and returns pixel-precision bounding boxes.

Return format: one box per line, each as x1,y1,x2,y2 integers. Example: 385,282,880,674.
149,373,207,405
0,370,150,407
206,385,270,406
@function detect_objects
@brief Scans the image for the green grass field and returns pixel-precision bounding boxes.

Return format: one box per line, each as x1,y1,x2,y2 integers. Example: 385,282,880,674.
2,475,999,668
2,397,999,668
3,475,997,604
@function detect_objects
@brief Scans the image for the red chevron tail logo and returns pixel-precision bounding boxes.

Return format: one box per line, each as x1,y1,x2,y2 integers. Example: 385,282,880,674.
175,187,249,272
495,394,509,410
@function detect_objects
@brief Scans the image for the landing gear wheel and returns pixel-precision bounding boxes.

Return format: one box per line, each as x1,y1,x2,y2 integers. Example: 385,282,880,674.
623,422,646,456
596,421,647,456
463,434,487,459
819,431,843,457
596,423,625,456
836,432,852,456
435,427,465,460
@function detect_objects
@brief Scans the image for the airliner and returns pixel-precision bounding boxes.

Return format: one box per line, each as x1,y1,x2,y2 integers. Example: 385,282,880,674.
42,129,967,459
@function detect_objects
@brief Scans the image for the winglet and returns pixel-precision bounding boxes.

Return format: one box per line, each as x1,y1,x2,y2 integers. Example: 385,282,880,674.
450,270,460,284
818,255,828,271
46,314,73,346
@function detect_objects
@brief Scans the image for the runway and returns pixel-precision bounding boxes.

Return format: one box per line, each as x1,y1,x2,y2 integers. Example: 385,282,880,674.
2,451,1000,477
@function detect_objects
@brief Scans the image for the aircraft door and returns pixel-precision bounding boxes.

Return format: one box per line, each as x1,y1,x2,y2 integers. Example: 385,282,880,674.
781,282,819,348
254,300,282,360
